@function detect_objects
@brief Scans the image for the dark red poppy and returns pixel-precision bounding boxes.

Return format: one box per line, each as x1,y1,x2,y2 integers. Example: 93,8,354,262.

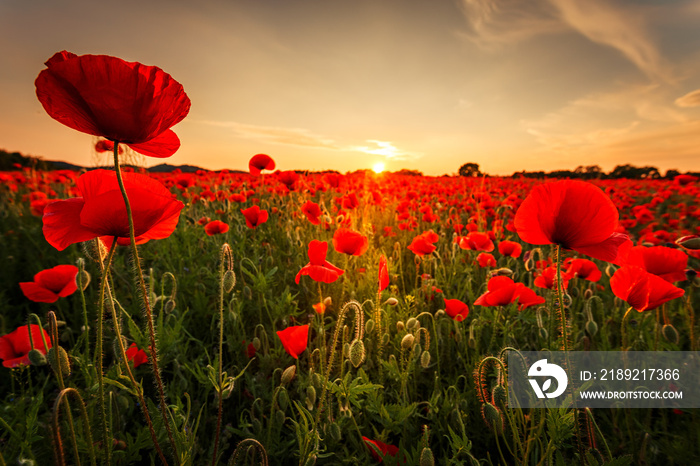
276,324,309,359
407,230,439,256
277,170,299,190
36,51,190,158
514,180,628,261
498,240,522,258
565,258,601,282
458,232,494,252
614,241,688,283
444,298,469,322
42,169,183,251
332,228,369,256
610,265,684,311
0,324,52,368
296,240,345,284
248,154,276,175
301,200,322,225
474,276,545,310
125,343,148,368
476,252,497,268
241,205,269,229
204,220,229,236
534,266,571,290
95,139,124,154
378,255,389,292
19,264,79,303
363,437,399,462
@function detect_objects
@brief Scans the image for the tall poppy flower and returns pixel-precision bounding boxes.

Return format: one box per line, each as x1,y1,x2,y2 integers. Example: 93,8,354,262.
296,240,345,284
248,154,276,175
474,276,545,310
301,200,322,225
42,169,184,251
204,220,229,236
408,230,439,256
514,180,628,262
241,205,269,229
362,437,399,462
0,324,52,368
333,228,369,256
20,264,79,303
378,255,390,292
498,240,522,258
276,324,309,359
444,298,470,322
610,265,684,311
35,51,190,158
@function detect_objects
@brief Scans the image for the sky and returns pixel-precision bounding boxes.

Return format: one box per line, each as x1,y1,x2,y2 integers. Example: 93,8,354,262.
2,0,700,176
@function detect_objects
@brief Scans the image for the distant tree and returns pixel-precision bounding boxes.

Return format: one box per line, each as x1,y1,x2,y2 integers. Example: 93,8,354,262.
574,165,603,179
665,169,681,179
459,163,482,177
608,164,660,179
395,169,423,176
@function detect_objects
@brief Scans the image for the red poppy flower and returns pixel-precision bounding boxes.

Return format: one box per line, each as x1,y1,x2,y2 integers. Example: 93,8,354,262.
0,324,52,368
248,154,276,176
498,240,522,258
378,255,390,292
514,180,628,261
19,264,79,303
301,200,322,225
42,169,184,251
565,258,601,282
276,324,309,359
362,437,399,462
458,232,494,252
534,266,571,290
197,216,211,226
204,220,229,236
444,298,470,322
125,343,148,368
241,205,269,229
610,265,684,311
333,228,369,256
614,241,688,283
408,230,439,256
277,170,299,190
476,252,497,268
296,240,345,284
313,302,326,315
95,139,124,154
36,51,190,158
474,276,545,310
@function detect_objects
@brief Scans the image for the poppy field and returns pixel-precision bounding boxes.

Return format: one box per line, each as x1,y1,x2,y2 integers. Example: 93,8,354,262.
1,51,700,466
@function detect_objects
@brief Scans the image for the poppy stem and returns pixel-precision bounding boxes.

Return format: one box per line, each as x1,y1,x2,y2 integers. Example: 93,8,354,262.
112,143,179,464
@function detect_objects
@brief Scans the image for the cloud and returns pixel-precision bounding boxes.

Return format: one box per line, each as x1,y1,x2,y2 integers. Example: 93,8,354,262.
458,0,671,82
198,120,340,150
348,140,422,161
675,89,700,107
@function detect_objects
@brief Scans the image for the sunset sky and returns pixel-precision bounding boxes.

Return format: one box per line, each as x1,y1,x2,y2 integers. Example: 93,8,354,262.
2,0,700,175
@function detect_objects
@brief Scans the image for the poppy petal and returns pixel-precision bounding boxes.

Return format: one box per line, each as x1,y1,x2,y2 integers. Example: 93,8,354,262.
127,130,181,158
42,198,96,251
20,282,59,303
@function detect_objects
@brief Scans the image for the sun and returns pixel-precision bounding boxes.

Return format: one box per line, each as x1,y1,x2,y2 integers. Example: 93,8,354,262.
372,162,385,174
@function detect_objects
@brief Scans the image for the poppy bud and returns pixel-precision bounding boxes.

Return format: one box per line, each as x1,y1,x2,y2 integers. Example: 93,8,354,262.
349,339,366,368
396,321,405,332
306,386,316,406
401,333,415,350
47,346,71,378
419,447,435,466
584,288,594,300
435,310,445,318
223,270,236,293
492,385,507,410
79,269,91,291
662,324,679,344
538,327,548,340
275,409,285,425
164,298,176,314
277,387,289,411
384,297,399,306
27,349,47,366
252,337,261,351
407,317,419,331
676,235,700,250
481,402,504,435
365,319,375,334
494,267,513,277
585,320,598,337
281,365,296,384
343,342,351,358
323,296,333,307
243,285,252,300
420,350,431,368
454,331,463,343
329,422,342,442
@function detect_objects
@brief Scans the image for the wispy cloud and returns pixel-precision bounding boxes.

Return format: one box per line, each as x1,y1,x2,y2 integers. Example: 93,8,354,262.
348,140,422,161
458,0,672,82
675,89,700,107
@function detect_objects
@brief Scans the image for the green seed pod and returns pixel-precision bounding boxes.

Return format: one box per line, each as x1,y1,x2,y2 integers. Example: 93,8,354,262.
79,269,91,291
274,409,285,425
252,337,261,351
47,346,71,378
481,402,504,435
243,285,252,300
330,422,342,442
662,324,679,344
281,365,296,384
396,321,405,332
365,318,375,334
454,331,463,343
223,270,236,293
468,336,476,349
164,298,176,313
585,319,598,337
381,333,390,346
306,385,316,406
349,339,366,368
27,349,47,366
538,327,549,340
492,385,508,410
419,447,435,466
277,387,289,411
420,350,431,368
312,372,322,388
407,317,419,331
401,333,415,350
